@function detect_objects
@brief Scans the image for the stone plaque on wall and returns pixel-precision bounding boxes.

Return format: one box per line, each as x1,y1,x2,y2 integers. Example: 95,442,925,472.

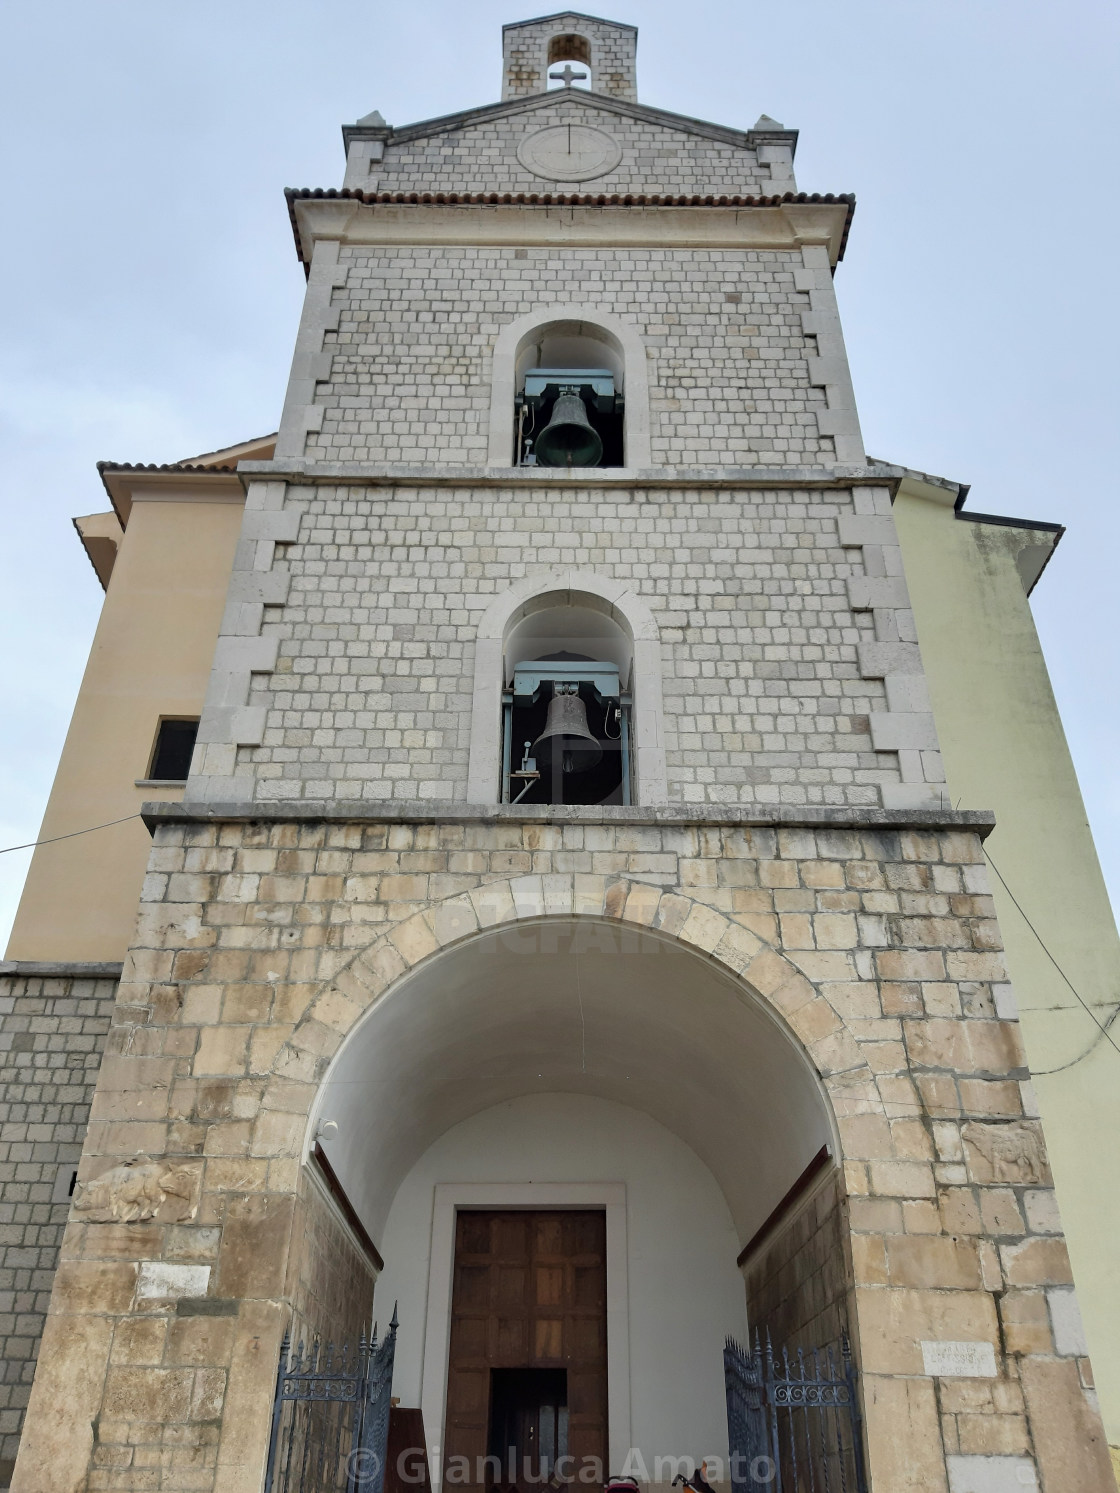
921,1340,998,1378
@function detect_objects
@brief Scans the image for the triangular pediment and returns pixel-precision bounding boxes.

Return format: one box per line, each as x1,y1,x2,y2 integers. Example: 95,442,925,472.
345,90,796,201
362,88,761,152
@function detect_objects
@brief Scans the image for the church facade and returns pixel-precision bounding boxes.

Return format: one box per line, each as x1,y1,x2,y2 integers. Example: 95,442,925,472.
4,14,1120,1492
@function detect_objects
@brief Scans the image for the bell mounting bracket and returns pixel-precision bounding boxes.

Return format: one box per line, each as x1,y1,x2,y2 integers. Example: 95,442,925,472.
519,368,622,415
510,660,620,706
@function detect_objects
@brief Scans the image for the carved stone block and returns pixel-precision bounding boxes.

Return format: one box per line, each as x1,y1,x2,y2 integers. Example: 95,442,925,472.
962,1122,1051,1187
73,1157,202,1224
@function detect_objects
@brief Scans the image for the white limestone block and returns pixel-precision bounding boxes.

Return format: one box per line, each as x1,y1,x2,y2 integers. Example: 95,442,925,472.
136,1263,211,1302
921,1340,997,1378
946,1456,1037,1491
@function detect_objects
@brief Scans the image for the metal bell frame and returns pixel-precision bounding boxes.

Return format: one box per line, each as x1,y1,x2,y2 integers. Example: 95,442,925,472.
502,661,632,805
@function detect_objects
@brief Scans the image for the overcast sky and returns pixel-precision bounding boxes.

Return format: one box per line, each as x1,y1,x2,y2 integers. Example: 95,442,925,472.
1,0,1117,948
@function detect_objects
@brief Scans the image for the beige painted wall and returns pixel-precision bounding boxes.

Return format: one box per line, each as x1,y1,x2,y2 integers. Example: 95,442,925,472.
894,481,1120,1445
6,495,243,963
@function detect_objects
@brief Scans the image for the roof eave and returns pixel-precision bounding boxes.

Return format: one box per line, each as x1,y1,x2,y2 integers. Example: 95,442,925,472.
878,458,1065,597
72,512,123,591
285,187,855,274
96,463,247,527
502,12,638,35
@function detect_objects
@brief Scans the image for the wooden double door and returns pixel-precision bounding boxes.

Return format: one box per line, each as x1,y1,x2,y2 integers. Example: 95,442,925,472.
444,1211,608,1492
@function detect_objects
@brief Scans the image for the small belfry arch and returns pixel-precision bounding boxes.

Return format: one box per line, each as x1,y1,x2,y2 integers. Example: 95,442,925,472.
546,32,592,89
465,570,668,804
487,305,652,468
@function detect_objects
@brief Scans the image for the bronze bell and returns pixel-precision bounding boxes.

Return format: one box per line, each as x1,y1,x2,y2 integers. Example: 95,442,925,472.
534,392,603,468
532,684,602,774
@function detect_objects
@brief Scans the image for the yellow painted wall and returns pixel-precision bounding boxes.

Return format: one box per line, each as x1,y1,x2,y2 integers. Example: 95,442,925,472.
894,482,1120,1445
6,496,243,963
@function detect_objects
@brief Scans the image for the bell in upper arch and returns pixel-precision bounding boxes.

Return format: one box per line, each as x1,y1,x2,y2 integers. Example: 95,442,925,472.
534,392,603,468
531,684,602,774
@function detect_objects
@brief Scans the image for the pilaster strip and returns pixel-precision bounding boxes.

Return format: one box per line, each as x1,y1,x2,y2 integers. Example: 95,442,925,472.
187,479,299,803
840,488,947,808
797,244,865,464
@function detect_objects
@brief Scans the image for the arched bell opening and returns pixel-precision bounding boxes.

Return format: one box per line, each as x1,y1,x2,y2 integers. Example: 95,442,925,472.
304,919,856,1491
487,307,651,469
466,572,668,807
502,594,633,806
514,320,625,468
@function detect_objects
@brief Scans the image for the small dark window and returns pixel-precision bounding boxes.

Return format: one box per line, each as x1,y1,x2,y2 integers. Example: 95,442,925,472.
149,718,199,781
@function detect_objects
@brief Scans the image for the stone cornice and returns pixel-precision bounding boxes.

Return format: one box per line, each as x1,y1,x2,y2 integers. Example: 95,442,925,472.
502,12,637,35
0,960,124,979
287,192,851,265
143,799,995,838
234,459,888,491
342,86,792,156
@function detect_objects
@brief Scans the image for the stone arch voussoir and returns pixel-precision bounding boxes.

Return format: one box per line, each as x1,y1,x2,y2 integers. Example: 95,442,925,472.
270,877,881,1131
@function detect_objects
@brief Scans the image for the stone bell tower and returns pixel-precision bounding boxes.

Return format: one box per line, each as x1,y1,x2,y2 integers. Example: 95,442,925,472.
10,12,1119,1493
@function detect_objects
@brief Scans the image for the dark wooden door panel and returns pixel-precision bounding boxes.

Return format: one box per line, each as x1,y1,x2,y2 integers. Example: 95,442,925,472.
446,1210,608,1492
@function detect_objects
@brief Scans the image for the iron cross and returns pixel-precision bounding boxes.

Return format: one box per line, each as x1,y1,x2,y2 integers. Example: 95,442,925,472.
549,63,588,87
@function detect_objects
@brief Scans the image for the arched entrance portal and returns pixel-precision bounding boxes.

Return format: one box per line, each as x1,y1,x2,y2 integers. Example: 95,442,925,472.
306,919,850,1490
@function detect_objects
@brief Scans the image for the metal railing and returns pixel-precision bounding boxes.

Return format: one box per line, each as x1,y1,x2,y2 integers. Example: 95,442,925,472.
266,1310,398,1493
724,1334,867,1493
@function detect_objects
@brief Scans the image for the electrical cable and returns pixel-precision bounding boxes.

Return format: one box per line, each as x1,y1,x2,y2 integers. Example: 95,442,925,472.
1026,1009,1120,1076
2,804,1112,1078
0,813,143,856
985,849,1120,1073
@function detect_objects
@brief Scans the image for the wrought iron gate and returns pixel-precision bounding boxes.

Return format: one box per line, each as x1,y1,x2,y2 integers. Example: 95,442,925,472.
724,1334,867,1493
266,1311,398,1493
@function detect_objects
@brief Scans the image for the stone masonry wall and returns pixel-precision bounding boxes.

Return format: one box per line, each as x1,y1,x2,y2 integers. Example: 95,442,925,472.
11,807,1115,1491
743,1168,851,1357
289,1170,376,1345
303,246,829,469
0,972,117,1488
365,100,766,198
502,16,638,102
237,484,893,806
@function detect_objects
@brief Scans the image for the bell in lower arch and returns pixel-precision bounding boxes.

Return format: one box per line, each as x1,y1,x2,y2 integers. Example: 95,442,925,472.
534,392,603,468
532,685,603,774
